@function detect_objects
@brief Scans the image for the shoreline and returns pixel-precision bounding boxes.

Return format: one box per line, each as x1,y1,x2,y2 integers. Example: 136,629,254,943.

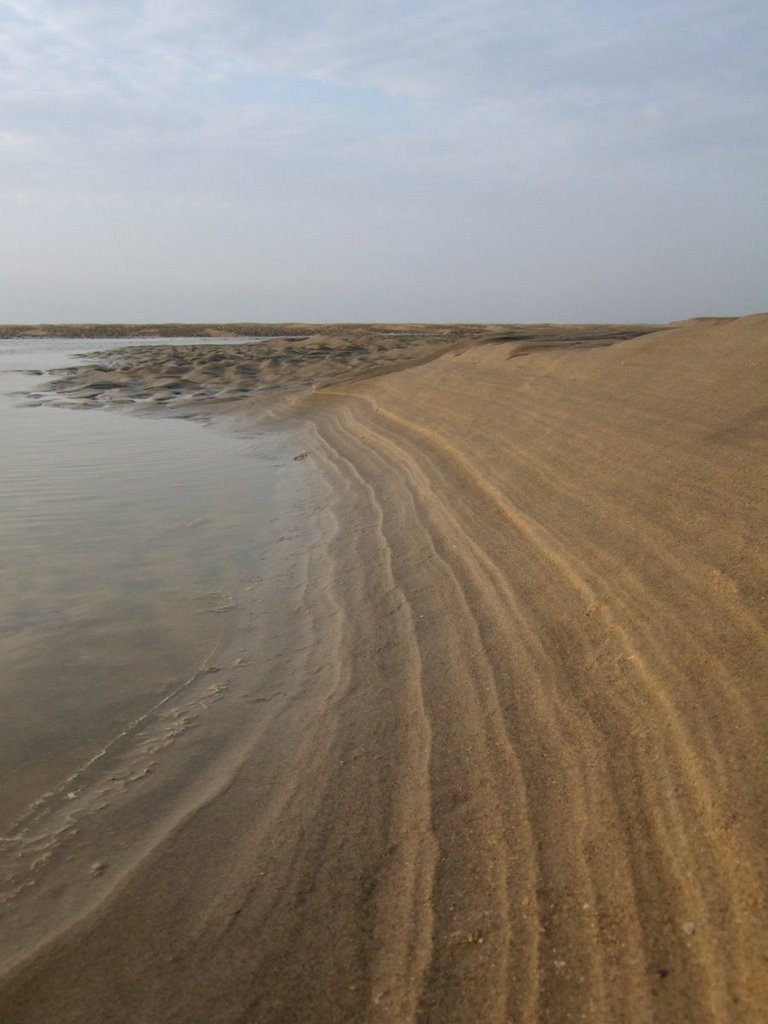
2,316,767,1022
0,404,332,976
0,320,692,341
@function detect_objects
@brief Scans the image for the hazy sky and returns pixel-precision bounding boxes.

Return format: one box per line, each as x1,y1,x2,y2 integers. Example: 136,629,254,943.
1,0,765,322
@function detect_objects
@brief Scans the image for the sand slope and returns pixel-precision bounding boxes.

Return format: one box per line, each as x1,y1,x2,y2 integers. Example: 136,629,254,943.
1,316,766,1022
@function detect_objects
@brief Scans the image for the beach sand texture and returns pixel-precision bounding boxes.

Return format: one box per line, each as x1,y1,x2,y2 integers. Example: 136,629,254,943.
1,316,766,1022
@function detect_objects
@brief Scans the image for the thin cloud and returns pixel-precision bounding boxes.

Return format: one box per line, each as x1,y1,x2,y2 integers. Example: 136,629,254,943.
0,0,765,320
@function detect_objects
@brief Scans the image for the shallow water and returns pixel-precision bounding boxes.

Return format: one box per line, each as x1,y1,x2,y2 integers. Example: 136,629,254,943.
0,338,306,834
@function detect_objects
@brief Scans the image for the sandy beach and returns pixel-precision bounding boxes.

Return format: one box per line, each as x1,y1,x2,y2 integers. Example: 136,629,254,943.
1,316,767,1023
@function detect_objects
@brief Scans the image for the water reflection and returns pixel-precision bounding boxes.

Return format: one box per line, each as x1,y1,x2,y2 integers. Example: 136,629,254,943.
0,338,297,832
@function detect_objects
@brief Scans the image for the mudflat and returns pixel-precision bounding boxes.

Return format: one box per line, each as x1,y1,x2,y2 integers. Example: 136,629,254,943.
1,316,766,1023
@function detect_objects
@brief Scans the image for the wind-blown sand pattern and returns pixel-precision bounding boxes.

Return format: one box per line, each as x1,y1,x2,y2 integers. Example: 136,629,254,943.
1,316,767,1022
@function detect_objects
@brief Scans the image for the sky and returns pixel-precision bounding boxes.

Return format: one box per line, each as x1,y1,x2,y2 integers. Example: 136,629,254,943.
0,0,766,323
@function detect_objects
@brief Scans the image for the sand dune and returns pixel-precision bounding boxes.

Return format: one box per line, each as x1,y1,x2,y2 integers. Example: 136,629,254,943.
2,316,766,1022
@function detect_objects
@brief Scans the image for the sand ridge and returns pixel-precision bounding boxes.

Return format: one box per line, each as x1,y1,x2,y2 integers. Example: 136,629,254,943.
1,316,766,1022
27,322,667,413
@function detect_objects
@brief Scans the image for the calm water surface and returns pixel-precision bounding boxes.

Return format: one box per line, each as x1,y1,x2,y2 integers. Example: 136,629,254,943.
0,338,304,833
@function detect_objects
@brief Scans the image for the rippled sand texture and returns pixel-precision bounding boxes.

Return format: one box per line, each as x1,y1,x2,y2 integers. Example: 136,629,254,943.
2,316,767,1023
34,322,663,412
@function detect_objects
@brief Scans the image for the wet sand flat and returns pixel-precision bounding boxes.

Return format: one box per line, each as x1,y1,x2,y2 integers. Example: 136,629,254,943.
1,317,766,1023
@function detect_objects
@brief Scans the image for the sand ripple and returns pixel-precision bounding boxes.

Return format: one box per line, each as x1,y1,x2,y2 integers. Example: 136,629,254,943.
2,316,766,1022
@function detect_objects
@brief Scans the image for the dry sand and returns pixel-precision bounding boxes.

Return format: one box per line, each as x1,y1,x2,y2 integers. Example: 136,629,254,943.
1,316,767,1022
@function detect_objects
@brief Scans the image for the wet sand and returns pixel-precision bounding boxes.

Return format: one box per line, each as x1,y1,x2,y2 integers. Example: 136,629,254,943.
22,322,666,413
1,317,767,1022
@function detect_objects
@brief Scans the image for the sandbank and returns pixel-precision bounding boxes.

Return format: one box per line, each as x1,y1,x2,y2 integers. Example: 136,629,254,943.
1,316,766,1023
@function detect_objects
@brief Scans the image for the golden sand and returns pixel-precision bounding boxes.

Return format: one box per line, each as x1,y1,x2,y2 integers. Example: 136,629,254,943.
1,317,766,1022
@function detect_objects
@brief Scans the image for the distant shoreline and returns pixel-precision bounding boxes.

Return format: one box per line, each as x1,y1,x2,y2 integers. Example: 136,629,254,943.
0,322,315,339
0,319,702,341
0,317,744,342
